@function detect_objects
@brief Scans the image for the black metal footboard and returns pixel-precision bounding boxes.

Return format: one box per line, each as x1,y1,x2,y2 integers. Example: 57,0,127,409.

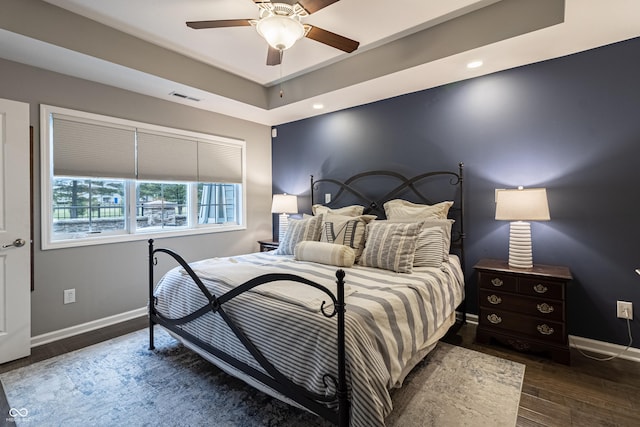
148,239,350,427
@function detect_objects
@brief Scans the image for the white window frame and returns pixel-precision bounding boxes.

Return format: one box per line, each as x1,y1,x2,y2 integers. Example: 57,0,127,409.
40,104,246,250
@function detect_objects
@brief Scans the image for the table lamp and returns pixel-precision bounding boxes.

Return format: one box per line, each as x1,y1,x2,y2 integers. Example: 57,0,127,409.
271,193,298,242
495,187,550,269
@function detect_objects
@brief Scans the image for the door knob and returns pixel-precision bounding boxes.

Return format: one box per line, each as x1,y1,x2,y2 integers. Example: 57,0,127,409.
3,238,26,248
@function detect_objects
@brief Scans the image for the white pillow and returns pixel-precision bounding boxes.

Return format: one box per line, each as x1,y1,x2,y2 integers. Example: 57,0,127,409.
358,221,420,273
384,199,453,220
294,241,355,267
312,204,365,217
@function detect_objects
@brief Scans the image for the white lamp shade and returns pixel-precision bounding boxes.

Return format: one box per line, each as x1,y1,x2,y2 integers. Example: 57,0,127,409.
495,188,550,221
271,194,298,214
256,15,305,51
495,187,550,269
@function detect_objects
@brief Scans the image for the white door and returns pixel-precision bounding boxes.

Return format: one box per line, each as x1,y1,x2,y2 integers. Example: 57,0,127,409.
0,98,31,364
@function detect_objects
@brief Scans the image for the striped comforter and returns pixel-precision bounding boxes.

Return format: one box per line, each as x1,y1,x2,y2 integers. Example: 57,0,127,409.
153,251,464,427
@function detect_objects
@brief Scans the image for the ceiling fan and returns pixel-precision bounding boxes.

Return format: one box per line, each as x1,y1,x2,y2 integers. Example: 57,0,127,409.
186,0,360,66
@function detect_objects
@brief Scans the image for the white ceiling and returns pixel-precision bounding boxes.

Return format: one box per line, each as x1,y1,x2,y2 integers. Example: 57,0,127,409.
3,0,640,125
42,0,502,86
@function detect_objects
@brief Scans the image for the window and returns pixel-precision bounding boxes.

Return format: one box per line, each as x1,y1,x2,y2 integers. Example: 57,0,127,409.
41,105,246,249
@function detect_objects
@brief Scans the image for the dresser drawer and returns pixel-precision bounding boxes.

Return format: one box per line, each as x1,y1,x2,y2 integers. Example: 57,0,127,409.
478,273,517,292
479,290,564,322
518,277,564,300
474,259,572,364
479,308,566,344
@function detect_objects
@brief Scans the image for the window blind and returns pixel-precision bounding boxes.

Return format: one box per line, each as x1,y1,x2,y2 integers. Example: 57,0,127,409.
52,115,136,179
198,140,243,183
52,112,243,184
137,131,198,182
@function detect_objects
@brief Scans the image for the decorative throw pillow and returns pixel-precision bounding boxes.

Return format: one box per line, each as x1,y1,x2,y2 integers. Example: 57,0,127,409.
383,218,454,262
420,219,454,261
294,241,356,267
312,204,365,217
320,213,376,260
412,226,444,268
358,221,421,273
275,215,323,255
383,199,453,220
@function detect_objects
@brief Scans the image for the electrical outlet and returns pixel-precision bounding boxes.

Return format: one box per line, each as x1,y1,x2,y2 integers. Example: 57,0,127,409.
64,288,76,304
617,300,633,319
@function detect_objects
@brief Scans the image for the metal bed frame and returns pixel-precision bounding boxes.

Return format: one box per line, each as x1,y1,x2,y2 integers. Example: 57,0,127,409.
148,164,465,427
310,163,465,269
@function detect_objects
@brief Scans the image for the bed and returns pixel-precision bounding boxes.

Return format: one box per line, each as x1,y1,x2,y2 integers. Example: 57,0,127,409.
148,164,466,427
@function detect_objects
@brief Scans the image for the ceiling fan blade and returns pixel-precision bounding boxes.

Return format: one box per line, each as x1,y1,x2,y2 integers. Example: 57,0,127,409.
306,26,359,53
254,0,299,5
267,46,282,66
297,0,340,14
186,19,252,29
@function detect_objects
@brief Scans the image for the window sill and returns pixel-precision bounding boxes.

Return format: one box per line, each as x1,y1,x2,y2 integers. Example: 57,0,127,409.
41,224,246,250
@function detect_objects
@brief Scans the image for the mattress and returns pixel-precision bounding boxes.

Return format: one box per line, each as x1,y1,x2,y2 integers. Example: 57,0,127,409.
152,251,465,427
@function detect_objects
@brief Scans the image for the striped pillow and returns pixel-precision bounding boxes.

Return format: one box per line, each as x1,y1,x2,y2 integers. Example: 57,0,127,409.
320,213,376,260
358,222,420,273
275,215,323,255
384,218,454,263
294,241,355,267
420,219,454,262
413,226,444,268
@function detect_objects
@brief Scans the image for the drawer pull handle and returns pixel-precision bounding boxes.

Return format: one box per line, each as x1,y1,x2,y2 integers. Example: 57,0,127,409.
487,314,502,324
537,303,555,314
537,324,555,335
491,278,504,287
487,295,502,305
533,284,548,294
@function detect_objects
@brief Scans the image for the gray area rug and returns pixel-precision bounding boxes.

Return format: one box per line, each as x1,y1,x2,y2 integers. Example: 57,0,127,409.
1,328,524,427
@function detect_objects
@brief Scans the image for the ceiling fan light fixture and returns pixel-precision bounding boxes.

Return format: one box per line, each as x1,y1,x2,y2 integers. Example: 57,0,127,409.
256,15,305,51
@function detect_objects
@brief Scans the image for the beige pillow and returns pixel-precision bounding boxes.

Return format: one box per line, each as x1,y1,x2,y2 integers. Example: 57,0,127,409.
384,199,453,220
275,215,323,255
312,204,365,217
383,218,453,262
294,241,355,267
320,213,376,260
421,219,454,261
412,226,444,268
358,222,421,273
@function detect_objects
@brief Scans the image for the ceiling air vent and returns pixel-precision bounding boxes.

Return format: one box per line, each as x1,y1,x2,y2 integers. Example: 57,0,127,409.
169,92,201,102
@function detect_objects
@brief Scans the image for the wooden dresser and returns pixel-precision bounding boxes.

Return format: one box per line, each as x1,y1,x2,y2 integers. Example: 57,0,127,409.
474,259,572,364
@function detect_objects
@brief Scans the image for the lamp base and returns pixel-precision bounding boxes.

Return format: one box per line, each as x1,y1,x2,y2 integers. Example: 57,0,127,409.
278,213,290,242
508,221,533,269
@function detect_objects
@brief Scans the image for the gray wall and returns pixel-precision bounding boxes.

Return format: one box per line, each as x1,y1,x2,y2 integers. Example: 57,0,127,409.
0,58,273,336
272,37,640,348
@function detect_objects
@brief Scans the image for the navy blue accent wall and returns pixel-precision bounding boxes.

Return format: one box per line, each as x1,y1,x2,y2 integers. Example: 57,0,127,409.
272,37,640,347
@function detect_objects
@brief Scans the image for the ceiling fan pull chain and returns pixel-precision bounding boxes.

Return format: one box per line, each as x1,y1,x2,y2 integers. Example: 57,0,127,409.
279,51,284,98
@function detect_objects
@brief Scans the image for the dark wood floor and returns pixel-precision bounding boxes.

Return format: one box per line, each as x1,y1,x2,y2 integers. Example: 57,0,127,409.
1,317,639,426
442,323,640,427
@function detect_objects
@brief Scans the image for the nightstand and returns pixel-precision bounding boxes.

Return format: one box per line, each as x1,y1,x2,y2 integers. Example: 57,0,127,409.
474,259,572,365
258,240,279,252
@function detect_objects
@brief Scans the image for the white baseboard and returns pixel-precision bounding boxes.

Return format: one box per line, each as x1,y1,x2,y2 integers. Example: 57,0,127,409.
31,309,639,364
460,312,640,363
30,307,147,348
569,335,640,363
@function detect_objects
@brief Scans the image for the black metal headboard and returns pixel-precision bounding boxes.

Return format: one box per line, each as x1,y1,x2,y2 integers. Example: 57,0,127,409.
310,163,465,269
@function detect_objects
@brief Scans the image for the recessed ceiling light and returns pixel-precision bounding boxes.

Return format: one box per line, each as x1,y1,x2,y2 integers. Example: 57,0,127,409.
312,103,324,110
467,60,483,69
